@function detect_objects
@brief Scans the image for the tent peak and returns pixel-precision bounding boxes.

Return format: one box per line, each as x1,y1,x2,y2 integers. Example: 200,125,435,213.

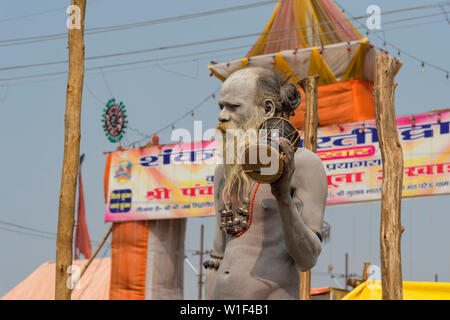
246,0,362,57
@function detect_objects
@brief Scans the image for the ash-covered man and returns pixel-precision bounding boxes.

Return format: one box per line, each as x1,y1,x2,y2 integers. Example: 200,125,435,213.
203,67,328,300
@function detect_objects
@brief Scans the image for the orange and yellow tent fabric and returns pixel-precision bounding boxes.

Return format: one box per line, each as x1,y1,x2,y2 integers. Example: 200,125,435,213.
246,0,362,56
208,0,402,128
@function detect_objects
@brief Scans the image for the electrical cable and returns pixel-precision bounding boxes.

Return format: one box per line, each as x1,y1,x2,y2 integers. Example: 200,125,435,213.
0,225,56,241
84,80,105,104
334,0,450,76
0,219,103,245
0,219,57,236
1,50,244,87
1,12,448,83
1,0,448,49
0,0,279,47
122,86,220,148
0,0,108,24
2,7,449,73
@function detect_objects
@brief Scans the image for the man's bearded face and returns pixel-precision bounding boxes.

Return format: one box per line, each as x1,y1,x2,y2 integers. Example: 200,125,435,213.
216,69,266,202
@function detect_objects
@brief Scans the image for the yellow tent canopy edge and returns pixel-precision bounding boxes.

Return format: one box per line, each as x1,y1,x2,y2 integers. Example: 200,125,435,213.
342,280,450,300
308,46,337,85
341,37,368,82
274,51,301,85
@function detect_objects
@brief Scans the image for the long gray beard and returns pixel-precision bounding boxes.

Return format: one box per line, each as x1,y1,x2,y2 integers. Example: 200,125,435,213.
221,108,264,206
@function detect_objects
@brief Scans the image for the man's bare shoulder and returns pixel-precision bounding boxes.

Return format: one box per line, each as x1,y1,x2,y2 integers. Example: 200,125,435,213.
292,148,327,188
293,148,324,170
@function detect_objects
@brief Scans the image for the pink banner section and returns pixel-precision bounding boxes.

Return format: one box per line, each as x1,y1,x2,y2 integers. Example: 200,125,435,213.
320,110,450,204
105,110,450,221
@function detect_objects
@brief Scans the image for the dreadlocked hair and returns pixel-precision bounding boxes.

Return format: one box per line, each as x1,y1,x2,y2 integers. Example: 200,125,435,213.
254,67,301,118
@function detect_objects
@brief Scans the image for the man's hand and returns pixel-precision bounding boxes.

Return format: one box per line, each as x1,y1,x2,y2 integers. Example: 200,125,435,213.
270,137,295,201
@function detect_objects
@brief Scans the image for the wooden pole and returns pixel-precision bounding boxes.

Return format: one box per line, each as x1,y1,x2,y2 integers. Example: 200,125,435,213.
55,0,87,300
300,75,319,154
198,224,204,300
298,75,319,300
374,55,404,300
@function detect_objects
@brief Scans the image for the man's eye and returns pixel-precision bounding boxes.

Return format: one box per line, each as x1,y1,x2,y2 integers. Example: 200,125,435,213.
219,104,224,110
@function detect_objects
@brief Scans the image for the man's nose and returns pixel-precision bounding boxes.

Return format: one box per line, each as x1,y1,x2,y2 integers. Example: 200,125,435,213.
218,109,230,123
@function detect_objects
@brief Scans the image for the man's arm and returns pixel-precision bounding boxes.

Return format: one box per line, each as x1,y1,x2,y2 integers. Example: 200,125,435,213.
271,140,328,271
204,165,227,299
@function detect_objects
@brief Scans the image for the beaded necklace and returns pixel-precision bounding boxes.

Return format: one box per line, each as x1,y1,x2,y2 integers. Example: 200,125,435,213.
220,182,260,237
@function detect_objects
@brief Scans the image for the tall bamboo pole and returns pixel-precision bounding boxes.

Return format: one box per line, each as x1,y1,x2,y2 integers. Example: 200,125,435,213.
298,75,319,300
374,55,404,300
55,0,87,300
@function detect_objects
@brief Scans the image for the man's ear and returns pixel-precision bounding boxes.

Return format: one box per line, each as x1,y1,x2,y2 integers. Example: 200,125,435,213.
264,99,276,118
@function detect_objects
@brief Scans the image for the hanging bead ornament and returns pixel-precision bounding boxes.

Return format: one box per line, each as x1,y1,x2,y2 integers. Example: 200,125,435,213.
102,98,128,143
219,183,259,236
421,61,425,73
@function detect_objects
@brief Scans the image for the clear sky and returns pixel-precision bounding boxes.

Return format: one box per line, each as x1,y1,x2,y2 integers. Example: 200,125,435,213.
0,0,449,299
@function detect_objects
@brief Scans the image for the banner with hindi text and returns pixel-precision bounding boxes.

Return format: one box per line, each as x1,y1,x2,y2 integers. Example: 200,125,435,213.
104,110,450,221
321,109,450,204
105,140,218,221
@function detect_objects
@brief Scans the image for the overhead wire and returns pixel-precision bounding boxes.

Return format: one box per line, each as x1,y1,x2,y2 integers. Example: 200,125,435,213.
0,0,108,24
2,50,245,87
0,0,279,47
0,219,57,236
334,0,450,76
123,86,220,148
1,11,448,83
2,4,449,73
85,80,105,104
0,219,103,245
0,0,448,49
0,7,65,24
0,225,57,241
